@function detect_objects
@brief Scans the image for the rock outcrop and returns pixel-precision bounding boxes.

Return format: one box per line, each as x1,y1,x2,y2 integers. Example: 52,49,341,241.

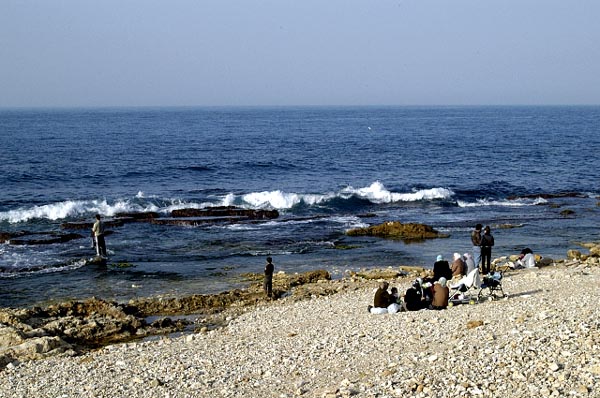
0,270,330,368
346,221,448,241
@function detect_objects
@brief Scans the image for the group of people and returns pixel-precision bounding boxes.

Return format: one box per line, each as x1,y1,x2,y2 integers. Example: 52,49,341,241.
471,223,495,275
368,274,451,314
368,223,498,314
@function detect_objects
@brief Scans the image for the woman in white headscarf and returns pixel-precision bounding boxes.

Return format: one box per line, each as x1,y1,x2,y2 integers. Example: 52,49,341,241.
451,252,465,279
431,277,449,310
463,252,476,274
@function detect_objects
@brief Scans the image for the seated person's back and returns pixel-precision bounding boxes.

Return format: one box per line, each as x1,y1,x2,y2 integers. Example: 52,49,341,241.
404,282,423,311
433,255,452,281
431,277,449,309
373,282,392,308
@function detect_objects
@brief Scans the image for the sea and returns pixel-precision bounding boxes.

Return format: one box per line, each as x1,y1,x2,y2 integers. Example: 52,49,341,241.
1,106,599,309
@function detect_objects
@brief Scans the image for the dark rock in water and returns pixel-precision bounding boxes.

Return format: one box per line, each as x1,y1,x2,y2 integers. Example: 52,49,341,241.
560,209,575,216
86,256,108,266
171,207,279,220
152,216,249,226
61,219,124,230
507,192,585,200
0,231,28,243
346,221,448,241
9,233,84,245
114,211,160,221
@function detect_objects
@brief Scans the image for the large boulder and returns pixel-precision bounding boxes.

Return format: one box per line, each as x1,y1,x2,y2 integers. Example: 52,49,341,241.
346,221,448,241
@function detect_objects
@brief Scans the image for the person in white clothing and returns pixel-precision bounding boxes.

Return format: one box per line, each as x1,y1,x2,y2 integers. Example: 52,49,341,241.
92,214,107,257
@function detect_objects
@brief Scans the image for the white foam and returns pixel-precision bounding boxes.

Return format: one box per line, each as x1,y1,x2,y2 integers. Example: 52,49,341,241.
240,190,334,209
457,197,547,208
219,181,453,210
0,198,163,224
0,181,454,223
341,181,454,204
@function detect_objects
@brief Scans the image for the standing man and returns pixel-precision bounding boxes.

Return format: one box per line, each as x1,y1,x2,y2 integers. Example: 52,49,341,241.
264,256,274,298
480,226,495,275
92,214,107,257
471,223,483,271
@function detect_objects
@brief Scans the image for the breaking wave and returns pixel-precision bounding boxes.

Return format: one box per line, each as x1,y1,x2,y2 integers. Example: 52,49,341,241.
224,181,454,210
0,182,455,223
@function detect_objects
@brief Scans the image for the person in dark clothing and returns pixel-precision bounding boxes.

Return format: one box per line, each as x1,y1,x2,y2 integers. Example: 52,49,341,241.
264,256,274,297
433,255,452,282
480,226,495,275
368,281,394,313
373,282,392,308
403,281,424,311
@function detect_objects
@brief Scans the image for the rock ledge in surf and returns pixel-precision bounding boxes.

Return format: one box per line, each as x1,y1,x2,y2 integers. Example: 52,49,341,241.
346,221,448,241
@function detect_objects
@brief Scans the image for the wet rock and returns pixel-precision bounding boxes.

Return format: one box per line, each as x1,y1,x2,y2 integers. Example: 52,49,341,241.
114,211,160,221
567,250,582,260
151,216,249,226
171,207,279,219
346,221,448,241
507,192,585,200
61,219,124,230
8,232,84,245
560,209,575,216
350,269,407,280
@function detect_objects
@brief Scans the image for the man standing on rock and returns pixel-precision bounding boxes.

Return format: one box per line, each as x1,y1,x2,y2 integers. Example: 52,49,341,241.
471,223,483,271
264,256,274,298
92,214,107,257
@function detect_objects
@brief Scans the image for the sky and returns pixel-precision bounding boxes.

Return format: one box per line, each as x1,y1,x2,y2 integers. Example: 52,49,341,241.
1,0,599,107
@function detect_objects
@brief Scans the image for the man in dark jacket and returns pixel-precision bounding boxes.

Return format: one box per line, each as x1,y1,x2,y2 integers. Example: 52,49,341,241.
264,257,274,297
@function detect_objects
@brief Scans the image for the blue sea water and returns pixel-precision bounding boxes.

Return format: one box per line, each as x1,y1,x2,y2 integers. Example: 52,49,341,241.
1,106,599,308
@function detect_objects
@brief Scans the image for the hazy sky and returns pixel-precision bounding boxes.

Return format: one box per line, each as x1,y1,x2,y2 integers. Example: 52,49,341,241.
1,0,599,107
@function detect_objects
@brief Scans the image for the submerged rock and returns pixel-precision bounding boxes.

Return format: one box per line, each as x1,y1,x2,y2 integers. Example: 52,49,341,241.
1,231,86,245
346,221,448,241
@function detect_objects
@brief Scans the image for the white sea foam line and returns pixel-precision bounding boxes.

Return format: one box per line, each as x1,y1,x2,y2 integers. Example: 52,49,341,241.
457,197,546,208
0,181,454,223
218,181,453,211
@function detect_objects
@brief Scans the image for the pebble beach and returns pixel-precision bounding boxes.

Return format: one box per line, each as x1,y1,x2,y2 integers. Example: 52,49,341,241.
1,261,599,398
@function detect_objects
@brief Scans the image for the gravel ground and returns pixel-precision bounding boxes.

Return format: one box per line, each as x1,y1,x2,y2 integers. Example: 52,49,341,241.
1,263,599,398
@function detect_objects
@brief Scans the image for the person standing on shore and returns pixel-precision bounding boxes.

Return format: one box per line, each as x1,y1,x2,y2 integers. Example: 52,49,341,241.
92,214,107,257
480,226,495,275
264,256,274,298
471,223,483,271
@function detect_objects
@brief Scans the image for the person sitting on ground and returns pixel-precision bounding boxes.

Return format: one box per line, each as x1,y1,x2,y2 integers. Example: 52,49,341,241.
368,281,394,314
451,252,465,279
433,254,452,282
464,252,476,275
403,280,425,311
516,247,537,268
430,277,450,310
390,287,400,303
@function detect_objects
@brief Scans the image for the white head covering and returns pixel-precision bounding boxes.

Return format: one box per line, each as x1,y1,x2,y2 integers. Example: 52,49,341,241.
453,253,462,261
438,277,447,287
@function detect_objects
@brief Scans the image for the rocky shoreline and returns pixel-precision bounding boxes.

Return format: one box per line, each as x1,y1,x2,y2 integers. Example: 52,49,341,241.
1,243,599,397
